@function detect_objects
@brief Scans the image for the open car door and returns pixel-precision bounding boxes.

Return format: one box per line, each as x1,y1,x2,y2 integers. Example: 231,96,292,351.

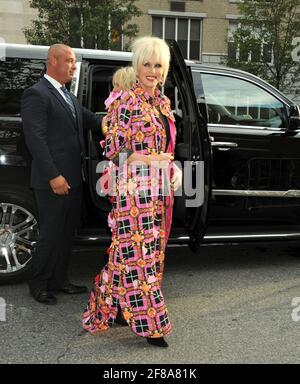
169,40,211,250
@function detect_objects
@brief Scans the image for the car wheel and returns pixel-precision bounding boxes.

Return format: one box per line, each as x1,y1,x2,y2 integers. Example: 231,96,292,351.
0,192,38,284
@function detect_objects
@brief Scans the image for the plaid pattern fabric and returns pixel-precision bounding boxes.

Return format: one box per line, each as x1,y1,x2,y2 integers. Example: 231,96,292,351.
82,84,176,338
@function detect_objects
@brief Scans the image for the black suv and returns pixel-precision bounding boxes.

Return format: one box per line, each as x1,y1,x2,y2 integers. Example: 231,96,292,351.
1,42,300,283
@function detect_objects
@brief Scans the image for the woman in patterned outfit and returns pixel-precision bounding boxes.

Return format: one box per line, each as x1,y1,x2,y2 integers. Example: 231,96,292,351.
82,36,182,348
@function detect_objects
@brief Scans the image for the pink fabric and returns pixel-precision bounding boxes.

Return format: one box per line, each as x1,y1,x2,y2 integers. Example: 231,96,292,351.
165,119,176,243
104,90,122,109
83,86,176,338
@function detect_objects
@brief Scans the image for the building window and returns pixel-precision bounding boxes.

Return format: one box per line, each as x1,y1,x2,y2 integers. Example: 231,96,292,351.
228,21,273,64
110,15,124,51
152,16,201,60
227,21,238,61
69,8,124,50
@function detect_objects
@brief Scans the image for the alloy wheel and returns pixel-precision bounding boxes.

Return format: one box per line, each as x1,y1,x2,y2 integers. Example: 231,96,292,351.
0,203,37,275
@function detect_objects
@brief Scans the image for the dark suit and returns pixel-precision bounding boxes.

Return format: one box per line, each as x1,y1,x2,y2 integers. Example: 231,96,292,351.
21,77,99,294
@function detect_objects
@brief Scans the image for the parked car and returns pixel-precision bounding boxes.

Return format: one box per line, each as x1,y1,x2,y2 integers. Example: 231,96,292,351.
1,42,300,284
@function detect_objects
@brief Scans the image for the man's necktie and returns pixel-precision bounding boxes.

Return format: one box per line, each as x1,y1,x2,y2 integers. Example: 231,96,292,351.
61,85,76,120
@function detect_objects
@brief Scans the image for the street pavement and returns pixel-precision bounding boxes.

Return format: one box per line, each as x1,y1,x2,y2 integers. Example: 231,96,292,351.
1,243,300,364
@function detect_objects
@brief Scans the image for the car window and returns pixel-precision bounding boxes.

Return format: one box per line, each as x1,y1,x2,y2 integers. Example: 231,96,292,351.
194,72,286,128
90,67,116,114
0,58,45,116
191,69,208,122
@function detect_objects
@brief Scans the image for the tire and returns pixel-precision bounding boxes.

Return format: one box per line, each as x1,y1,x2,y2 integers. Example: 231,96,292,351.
0,189,38,284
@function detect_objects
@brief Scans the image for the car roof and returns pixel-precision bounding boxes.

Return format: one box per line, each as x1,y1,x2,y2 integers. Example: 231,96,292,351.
2,43,133,61
2,43,293,105
0,44,265,74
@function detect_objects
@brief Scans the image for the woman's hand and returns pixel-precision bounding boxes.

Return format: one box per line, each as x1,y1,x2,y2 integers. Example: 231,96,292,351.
149,153,174,168
171,162,182,191
127,152,173,169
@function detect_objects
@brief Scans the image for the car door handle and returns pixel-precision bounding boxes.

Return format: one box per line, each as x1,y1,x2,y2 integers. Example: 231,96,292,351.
210,141,238,149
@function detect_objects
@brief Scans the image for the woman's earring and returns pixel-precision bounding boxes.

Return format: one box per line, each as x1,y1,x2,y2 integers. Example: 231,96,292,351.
135,75,139,84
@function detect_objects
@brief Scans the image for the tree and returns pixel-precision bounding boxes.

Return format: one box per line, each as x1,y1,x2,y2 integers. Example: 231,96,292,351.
24,0,142,51
226,0,300,96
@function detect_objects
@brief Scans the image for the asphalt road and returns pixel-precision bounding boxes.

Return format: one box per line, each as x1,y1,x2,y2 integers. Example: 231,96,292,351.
1,243,300,364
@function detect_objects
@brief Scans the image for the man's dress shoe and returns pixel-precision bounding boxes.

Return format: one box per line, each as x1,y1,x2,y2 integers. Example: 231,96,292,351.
31,290,57,305
54,283,87,295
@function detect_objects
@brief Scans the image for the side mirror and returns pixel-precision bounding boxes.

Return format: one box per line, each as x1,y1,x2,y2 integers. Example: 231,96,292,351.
289,105,300,130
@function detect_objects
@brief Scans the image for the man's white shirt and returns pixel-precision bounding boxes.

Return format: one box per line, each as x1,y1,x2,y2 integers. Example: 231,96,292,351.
44,74,68,103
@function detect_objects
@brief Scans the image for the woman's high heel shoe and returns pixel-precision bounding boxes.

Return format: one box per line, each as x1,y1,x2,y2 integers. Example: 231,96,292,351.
115,308,127,326
147,337,168,348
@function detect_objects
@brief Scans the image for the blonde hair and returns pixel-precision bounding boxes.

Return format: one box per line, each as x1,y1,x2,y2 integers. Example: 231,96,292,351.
112,66,135,90
131,36,171,85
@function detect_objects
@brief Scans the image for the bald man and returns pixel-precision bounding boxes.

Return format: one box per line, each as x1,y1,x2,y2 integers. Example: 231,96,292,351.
21,44,100,304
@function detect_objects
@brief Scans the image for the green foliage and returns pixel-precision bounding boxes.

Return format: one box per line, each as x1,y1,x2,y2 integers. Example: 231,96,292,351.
225,0,300,94
24,0,142,50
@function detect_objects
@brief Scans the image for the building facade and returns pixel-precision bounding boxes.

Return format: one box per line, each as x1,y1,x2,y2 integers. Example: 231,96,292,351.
0,0,240,64
134,0,240,64
0,0,37,44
